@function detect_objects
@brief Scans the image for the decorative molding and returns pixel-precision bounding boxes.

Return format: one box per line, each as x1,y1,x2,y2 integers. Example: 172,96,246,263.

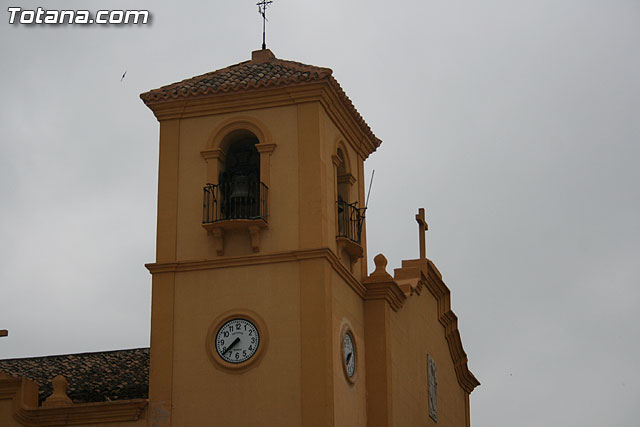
0,376,147,426
13,400,148,427
42,376,71,408
248,226,261,252
255,143,276,154
210,228,224,256
202,219,268,255
393,266,423,296
200,148,226,163
145,82,379,160
203,115,276,189
401,259,480,394
336,237,363,265
146,247,366,298
365,254,394,281
362,282,406,312
362,254,406,312
337,173,356,186
334,140,352,171
255,143,276,189
206,115,273,151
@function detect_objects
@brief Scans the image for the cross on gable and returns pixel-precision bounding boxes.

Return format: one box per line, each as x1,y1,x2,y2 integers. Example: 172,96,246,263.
415,208,428,260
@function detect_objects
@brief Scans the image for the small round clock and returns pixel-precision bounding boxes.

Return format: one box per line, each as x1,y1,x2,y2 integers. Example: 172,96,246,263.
215,318,260,364
341,327,357,383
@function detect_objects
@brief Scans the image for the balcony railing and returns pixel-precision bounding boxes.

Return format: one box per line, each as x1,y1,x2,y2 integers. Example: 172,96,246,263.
337,200,365,245
203,181,268,223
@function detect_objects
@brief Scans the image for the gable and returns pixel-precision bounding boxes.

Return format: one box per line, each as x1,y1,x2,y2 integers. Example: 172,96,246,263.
389,259,479,425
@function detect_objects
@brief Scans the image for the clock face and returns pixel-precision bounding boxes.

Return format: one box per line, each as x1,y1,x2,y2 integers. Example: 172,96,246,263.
343,331,356,379
215,318,260,364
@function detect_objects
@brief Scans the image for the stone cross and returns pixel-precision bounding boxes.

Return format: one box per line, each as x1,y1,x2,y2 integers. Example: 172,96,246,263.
415,208,428,260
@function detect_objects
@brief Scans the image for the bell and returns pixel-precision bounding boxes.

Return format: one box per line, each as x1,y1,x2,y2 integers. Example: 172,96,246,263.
230,174,250,199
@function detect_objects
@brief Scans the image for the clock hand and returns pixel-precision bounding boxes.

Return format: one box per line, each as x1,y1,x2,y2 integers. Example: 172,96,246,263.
346,352,352,364
226,337,240,353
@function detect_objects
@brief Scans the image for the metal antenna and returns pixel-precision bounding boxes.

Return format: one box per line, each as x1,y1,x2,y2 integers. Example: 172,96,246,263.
355,169,375,237
257,0,273,50
365,169,375,210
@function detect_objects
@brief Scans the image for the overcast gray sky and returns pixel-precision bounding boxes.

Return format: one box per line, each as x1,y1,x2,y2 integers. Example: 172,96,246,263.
1,1,639,426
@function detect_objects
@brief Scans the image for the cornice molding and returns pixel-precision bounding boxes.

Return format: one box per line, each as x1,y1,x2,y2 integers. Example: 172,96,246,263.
362,281,406,312
362,254,407,312
0,376,147,426
146,247,366,298
146,81,379,160
402,259,480,394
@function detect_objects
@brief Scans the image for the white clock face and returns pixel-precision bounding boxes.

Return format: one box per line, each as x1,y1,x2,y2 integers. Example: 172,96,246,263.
215,318,260,364
343,331,356,378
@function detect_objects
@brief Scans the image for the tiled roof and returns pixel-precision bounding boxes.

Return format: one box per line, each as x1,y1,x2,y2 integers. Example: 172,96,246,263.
140,50,332,103
140,49,381,148
0,348,149,404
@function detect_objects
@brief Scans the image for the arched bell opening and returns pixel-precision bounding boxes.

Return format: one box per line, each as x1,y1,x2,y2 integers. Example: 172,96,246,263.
336,148,350,204
335,147,363,250
218,132,263,220
203,130,268,225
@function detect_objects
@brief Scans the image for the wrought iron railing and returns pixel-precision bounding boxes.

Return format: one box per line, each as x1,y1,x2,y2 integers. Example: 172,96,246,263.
203,181,268,223
337,200,365,244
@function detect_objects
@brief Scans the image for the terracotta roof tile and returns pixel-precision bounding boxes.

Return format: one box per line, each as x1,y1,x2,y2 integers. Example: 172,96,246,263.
0,348,149,404
140,50,381,149
140,50,332,104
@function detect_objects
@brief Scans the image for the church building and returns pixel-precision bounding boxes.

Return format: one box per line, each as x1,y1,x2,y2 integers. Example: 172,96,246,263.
0,48,479,426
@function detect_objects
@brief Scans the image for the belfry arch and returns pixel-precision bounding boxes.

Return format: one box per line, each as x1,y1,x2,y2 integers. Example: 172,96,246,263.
200,118,275,255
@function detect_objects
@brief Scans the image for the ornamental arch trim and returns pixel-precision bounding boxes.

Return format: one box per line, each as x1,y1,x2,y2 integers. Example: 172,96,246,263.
206,116,273,153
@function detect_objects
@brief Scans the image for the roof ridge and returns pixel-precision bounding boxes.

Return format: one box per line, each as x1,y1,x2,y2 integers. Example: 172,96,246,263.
140,54,334,104
0,347,149,362
139,51,380,152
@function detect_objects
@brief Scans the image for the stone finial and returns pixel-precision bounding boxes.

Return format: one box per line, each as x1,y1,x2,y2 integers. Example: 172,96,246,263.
373,254,387,273
369,254,393,280
43,375,72,407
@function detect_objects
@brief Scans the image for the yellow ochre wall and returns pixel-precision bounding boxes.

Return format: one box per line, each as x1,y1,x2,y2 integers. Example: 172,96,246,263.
147,98,371,426
171,263,302,425
158,101,366,274
390,289,469,426
0,55,475,427
0,399,147,427
331,269,368,427
145,75,475,426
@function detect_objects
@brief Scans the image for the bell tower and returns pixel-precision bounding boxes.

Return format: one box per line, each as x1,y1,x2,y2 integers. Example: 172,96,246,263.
141,49,380,426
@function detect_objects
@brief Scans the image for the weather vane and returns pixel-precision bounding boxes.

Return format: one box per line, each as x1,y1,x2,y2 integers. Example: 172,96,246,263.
257,0,273,50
